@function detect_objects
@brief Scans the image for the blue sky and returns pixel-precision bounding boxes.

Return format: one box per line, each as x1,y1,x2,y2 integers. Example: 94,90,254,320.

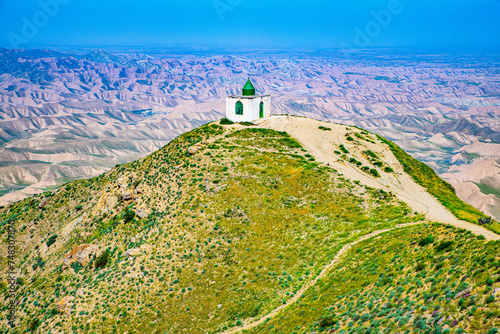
0,0,498,50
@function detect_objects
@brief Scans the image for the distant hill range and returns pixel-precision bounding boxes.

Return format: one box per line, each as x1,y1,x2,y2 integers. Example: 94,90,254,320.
0,48,499,219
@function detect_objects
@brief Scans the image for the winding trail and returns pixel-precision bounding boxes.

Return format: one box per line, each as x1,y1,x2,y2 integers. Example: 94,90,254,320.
223,222,424,334
223,217,496,334
221,117,500,334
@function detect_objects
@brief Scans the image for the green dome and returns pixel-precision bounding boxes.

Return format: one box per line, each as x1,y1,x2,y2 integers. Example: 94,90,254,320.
242,78,256,96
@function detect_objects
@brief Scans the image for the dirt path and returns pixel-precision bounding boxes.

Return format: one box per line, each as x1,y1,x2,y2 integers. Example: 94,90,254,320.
257,116,500,241
223,222,423,334
223,216,495,333
220,116,499,334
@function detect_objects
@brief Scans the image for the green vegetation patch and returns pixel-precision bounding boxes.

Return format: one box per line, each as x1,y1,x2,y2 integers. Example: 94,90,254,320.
248,224,500,334
476,182,500,199
377,135,496,230
220,118,234,125
228,128,303,151
227,128,291,139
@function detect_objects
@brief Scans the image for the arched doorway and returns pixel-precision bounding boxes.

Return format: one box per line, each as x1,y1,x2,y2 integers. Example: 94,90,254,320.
259,102,264,118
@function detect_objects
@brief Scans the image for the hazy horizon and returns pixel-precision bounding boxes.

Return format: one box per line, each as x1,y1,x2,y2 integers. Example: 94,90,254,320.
0,0,499,51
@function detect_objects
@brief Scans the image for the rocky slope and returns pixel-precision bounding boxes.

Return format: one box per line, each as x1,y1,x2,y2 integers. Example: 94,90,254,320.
0,117,499,333
0,48,499,220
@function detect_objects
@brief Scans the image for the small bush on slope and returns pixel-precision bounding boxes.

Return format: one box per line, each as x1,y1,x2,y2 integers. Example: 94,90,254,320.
220,118,234,125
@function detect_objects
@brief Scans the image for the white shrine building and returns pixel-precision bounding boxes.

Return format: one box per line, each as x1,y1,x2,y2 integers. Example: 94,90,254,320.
226,79,271,123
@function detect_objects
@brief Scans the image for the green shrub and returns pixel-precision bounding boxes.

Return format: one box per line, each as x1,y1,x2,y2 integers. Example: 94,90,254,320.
122,208,136,223
220,118,234,125
369,169,380,178
319,126,331,131
363,150,378,159
47,308,60,317
32,256,46,270
416,262,426,271
228,128,290,139
28,318,41,331
278,137,302,149
419,236,434,247
71,261,83,273
46,234,58,247
435,241,453,252
95,250,110,269
319,316,337,328
339,144,349,154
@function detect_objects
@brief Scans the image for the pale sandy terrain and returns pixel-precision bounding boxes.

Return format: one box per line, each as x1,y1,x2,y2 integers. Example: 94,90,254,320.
442,158,500,219
258,116,499,240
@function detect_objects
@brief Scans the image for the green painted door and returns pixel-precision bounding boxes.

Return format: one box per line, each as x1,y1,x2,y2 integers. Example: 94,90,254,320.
259,102,264,118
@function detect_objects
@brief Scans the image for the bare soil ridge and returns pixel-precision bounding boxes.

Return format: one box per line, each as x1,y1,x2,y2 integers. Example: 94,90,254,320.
257,116,499,241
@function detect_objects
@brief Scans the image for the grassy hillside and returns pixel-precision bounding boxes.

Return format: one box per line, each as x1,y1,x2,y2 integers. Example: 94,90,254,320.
247,223,500,334
377,136,500,233
0,122,422,333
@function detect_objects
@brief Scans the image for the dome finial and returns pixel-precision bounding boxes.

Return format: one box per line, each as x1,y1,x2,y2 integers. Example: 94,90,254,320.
242,78,256,96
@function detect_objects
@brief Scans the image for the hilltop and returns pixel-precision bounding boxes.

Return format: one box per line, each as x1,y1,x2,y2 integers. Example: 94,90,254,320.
1,49,499,222
1,116,499,333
